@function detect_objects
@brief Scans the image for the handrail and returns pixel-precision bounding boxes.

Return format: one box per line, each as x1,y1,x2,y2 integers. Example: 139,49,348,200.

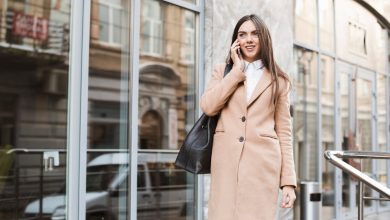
324,150,390,220
324,150,390,198
328,150,390,159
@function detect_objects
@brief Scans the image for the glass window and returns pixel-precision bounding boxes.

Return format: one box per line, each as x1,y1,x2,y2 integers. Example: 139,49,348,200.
355,76,373,161
319,0,334,52
375,25,387,73
138,165,146,189
87,0,130,219
292,47,318,181
336,0,387,72
141,0,163,55
294,0,318,46
0,1,71,219
355,72,375,210
321,56,335,219
139,2,196,151
95,0,123,45
181,11,195,63
338,65,353,214
113,8,122,44
138,1,196,219
138,152,194,220
339,67,376,213
377,74,388,207
99,4,109,42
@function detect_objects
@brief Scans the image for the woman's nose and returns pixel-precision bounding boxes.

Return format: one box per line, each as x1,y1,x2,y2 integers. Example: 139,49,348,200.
246,35,254,42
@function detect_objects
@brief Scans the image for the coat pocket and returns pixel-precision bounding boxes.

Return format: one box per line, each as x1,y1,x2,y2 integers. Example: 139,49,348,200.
258,133,279,140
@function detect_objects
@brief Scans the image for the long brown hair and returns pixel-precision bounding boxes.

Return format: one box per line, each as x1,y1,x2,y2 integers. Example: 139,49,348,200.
226,14,290,105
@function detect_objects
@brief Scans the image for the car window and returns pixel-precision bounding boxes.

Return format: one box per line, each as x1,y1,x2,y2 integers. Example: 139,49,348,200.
147,162,189,191
86,165,120,192
137,164,146,189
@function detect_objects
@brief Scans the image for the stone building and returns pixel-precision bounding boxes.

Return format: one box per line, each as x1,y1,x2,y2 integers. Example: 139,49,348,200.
0,0,389,219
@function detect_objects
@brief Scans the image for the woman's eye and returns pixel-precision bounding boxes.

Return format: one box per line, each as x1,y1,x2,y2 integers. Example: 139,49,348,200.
252,32,260,37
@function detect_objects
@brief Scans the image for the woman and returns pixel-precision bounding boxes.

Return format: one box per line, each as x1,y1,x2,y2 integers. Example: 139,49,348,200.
200,14,297,220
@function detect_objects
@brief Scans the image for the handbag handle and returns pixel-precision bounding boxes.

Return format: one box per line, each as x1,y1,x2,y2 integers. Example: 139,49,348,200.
224,63,232,77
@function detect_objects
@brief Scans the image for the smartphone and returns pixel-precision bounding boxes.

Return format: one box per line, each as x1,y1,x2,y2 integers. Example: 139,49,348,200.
237,48,242,58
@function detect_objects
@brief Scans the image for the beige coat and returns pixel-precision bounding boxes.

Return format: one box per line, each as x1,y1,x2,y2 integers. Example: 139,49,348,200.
200,64,297,220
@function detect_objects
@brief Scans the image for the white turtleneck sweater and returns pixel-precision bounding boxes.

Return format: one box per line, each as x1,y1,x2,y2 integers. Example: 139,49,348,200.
243,59,264,102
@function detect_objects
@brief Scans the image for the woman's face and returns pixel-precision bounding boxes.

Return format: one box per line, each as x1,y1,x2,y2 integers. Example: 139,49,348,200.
237,20,261,63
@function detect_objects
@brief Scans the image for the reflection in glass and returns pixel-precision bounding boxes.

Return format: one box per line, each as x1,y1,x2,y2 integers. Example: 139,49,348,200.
339,71,353,213
139,1,196,150
336,0,387,72
293,47,318,181
320,56,334,219
137,152,193,220
138,1,196,220
355,77,372,171
340,71,375,212
88,0,130,219
99,4,109,42
96,0,123,45
375,26,387,75
319,0,334,52
85,152,129,219
141,0,163,55
377,74,388,207
89,0,129,150
294,0,318,46
0,0,71,219
355,76,374,209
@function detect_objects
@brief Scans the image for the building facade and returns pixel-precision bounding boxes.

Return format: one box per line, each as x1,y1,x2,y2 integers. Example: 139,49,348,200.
0,0,389,219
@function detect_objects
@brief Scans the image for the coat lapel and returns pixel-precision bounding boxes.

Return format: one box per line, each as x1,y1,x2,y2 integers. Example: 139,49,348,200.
247,68,273,107
236,82,247,113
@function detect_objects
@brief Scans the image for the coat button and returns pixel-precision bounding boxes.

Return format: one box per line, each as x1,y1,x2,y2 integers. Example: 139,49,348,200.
239,136,244,142
241,116,246,122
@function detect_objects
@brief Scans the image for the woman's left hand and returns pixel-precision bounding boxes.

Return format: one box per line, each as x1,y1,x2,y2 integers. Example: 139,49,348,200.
281,186,296,208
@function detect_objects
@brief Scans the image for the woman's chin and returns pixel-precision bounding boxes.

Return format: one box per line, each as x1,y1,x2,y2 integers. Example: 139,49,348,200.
243,54,257,61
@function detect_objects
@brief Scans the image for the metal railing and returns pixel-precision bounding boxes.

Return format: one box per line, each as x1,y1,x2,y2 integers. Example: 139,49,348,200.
324,150,390,220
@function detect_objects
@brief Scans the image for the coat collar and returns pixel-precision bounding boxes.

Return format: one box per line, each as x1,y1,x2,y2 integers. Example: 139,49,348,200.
246,68,273,107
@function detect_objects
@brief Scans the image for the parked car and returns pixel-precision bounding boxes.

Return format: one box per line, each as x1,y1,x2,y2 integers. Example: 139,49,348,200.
24,152,193,220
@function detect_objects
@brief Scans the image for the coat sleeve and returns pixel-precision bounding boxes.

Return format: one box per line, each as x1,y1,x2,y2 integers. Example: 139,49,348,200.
200,64,246,116
275,79,297,188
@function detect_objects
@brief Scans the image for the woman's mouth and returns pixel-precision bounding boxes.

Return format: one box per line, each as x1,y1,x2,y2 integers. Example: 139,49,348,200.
245,45,256,53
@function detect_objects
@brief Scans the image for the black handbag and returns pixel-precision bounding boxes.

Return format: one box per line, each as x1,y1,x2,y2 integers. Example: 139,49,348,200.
175,64,232,174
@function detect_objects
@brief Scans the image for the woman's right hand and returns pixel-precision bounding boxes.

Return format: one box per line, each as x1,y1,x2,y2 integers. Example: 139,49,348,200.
230,39,245,71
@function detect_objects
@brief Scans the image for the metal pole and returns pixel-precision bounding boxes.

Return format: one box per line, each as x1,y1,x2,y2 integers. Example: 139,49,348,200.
39,154,43,219
15,153,19,219
358,181,364,220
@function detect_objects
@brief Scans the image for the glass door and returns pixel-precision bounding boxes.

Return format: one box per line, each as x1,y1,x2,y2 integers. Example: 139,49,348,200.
0,1,71,219
85,0,131,219
337,62,356,218
337,62,376,218
377,73,390,212
355,68,376,216
137,1,197,219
